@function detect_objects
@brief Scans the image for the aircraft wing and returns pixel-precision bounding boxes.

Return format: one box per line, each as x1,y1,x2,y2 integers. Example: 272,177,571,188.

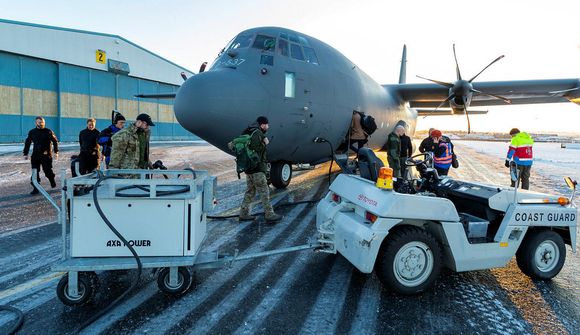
386,79,580,108
416,109,488,116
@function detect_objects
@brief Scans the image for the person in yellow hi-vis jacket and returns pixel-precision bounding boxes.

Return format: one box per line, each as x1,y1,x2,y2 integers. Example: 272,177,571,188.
505,128,534,190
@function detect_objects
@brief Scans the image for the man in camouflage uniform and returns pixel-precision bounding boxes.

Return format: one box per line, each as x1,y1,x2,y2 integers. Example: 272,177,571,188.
109,114,154,171
239,116,283,223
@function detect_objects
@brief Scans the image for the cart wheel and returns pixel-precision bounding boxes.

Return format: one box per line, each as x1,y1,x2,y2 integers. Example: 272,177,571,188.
56,272,97,306
157,267,192,295
375,226,442,295
516,229,566,280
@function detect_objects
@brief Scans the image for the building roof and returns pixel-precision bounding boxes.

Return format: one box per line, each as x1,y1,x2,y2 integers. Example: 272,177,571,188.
0,18,194,85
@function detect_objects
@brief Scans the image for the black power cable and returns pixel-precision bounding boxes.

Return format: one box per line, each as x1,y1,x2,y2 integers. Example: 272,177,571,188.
313,137,335,187
77,174,143,333
0,305,24,335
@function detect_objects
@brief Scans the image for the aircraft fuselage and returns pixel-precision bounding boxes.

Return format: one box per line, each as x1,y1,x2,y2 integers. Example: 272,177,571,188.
174,27,417,165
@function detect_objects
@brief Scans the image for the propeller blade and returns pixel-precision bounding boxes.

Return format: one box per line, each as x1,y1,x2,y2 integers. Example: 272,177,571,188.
453,44,462,81
422,93,455,118
468,55,505,83
471,89,512,103
416,75,454,88
462,95,471,134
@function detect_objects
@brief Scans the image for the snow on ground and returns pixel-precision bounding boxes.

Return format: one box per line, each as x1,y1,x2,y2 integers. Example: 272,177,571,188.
457,140,580,200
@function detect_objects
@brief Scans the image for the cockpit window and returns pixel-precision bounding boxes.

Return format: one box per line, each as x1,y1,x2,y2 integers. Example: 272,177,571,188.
278,39,289,56
253,35,276,51
227,33,254,51
288,33,299,43
298,36,310,46
280,32,288,40
290,44,305,61
303,47,319,65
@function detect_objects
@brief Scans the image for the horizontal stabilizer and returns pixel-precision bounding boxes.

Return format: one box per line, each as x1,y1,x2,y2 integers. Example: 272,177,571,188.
134,93,177,99
417,109,488,116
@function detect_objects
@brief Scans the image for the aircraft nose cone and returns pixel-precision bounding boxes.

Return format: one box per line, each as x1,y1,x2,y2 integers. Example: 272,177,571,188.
174,70,269,150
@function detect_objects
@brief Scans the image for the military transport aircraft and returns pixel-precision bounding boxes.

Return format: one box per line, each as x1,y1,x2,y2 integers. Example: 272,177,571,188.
136,27,579,189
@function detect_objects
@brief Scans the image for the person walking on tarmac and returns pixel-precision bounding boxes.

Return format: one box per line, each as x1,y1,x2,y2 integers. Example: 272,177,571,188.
23,116,59,194
431,129,453,176
386,125,405,178
78,118,100,174
399,127,413,179
349,110,368,154
239,116,283,223
505,128,533,190
98,111,126,167
419,128,436,153
109,113,154,170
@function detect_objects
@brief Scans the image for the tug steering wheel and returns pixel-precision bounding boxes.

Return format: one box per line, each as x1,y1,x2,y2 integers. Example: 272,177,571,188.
405,153,433,167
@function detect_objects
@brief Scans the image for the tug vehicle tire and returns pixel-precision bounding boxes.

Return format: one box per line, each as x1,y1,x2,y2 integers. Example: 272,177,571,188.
157,267,192,295
56,272,98,306
270,162,292,189
375,226,442,295
516,229,566,280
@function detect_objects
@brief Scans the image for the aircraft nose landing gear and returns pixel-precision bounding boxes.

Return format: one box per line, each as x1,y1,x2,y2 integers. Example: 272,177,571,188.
270,161,292,189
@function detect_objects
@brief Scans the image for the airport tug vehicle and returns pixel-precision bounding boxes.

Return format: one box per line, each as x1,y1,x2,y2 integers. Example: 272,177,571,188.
316,150,577,294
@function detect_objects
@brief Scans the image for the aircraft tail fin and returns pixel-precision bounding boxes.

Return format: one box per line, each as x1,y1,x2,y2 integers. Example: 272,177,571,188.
398,44,407,84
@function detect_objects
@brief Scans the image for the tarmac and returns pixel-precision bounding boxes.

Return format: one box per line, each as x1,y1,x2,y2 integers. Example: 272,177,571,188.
0,142,578,334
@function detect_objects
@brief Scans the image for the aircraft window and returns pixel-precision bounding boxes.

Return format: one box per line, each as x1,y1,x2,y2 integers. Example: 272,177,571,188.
278,39,289,56
260,55,274,66
303,47,319,65
280,32,288,40
253,34,276,51
298,36,310,46
288,33,299,43
290,44,305,61
228,33,253,51
285,72,295,98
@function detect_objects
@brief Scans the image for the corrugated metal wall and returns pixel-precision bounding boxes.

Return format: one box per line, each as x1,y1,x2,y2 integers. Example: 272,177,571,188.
0,51,198,142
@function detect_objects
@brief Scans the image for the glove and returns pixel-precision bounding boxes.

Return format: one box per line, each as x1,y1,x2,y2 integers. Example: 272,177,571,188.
505,160,510,168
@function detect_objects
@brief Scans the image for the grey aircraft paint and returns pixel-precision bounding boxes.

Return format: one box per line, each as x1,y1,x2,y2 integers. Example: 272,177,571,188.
163,26,579,186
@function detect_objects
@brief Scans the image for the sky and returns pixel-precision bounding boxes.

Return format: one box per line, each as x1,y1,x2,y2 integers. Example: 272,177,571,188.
1,0,578,133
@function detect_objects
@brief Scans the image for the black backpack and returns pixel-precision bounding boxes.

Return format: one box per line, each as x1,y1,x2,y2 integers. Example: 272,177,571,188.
357,112,377,136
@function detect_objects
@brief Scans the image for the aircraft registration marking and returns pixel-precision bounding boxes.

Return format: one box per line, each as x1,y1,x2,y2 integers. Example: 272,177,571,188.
217,58,246,67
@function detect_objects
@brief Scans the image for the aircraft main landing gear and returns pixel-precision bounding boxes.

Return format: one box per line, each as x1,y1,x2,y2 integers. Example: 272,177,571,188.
270,161,292,189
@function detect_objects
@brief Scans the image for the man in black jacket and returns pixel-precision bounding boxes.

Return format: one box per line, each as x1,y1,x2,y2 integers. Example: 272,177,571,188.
419,128,436,153
238,116,283,223
399,128,414,179
78,118,100,175
23,116,59,194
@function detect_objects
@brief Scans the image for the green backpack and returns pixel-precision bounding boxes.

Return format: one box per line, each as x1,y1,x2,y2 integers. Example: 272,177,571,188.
230,130,260,178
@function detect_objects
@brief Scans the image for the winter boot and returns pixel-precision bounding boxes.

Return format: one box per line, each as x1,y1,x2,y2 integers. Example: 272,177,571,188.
239,214,256,221
49,177,57,188
265,213,283,223
30,187,40,195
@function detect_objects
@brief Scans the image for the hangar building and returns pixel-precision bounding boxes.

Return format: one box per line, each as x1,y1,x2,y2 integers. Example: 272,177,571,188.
0,18,197,143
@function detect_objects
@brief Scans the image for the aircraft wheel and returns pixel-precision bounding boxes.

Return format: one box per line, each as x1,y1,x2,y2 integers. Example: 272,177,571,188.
157,267,192,295
270,162,292,189
375,226,442,295
516,229,566,280
56,272,98,306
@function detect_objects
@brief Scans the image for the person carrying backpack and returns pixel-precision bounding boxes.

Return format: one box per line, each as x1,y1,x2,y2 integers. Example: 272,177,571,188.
237,116,283,223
